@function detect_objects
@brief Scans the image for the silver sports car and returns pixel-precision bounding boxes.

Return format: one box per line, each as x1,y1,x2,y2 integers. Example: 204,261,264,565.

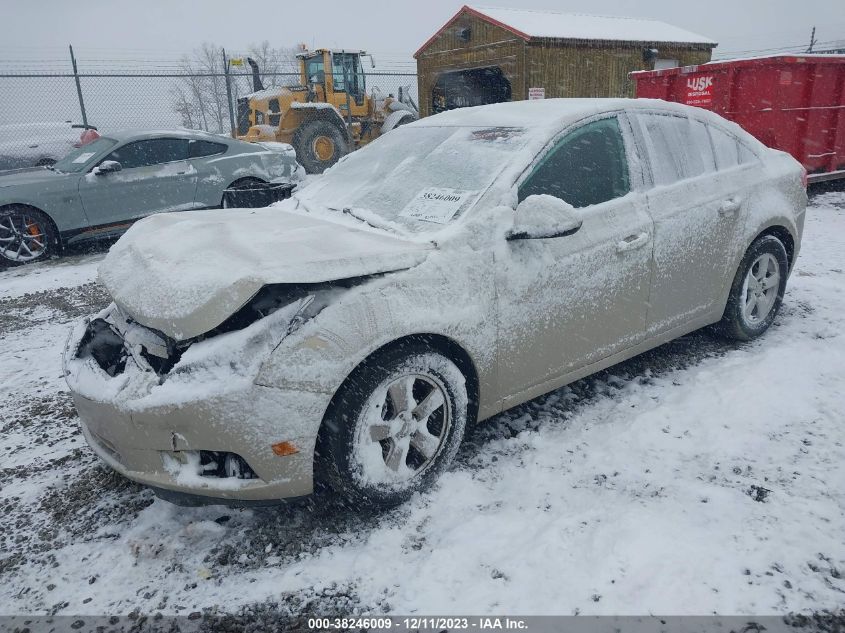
0,129,303,266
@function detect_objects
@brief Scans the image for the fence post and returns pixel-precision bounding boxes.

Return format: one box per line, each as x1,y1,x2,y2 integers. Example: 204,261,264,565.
222,48,236,137
68,45,89,128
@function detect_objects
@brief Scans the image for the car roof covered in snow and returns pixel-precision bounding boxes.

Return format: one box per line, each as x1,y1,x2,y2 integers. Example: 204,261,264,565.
102,128,233,142
410,98,710,130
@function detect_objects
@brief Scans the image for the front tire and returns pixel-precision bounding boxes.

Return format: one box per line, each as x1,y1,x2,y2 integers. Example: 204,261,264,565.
0,206,57,267
717,235,789,341
318,344,468,508
293,120,348,174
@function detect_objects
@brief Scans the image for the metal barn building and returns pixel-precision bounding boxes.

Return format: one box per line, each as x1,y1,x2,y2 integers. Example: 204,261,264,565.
414,5,717,117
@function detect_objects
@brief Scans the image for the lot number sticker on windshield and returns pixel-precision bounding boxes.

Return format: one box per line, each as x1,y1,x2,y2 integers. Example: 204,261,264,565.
399,188,477,224
72,152,96,164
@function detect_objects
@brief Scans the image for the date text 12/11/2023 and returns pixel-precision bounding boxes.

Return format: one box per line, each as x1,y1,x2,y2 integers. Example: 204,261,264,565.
306,617,528,630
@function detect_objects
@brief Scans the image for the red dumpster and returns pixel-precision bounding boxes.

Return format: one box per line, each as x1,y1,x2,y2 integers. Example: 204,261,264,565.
631,55,845,183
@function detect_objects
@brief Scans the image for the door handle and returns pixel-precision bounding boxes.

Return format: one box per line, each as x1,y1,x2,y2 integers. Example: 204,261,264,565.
718,197,742,216
616,232,650,253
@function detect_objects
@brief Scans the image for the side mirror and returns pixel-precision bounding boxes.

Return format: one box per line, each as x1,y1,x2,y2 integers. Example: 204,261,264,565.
93,160,122,175
506,194,583,241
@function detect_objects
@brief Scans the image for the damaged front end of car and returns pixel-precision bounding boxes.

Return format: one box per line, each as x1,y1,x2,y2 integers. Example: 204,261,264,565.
62,278,366,501
68,280,355,385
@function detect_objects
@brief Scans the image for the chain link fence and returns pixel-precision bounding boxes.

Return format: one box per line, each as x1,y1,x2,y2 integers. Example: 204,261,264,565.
0,69,418,170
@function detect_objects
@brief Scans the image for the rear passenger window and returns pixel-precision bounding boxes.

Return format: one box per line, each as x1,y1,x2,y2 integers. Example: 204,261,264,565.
636,113,716,185
684,119,717,176
709,126,740,170
518,117,630,208
637,114,681,185
189,140,227,159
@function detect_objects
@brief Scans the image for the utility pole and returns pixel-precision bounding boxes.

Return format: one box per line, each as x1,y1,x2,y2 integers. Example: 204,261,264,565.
807,26,817,53
222,48,236,137
69,45,89,129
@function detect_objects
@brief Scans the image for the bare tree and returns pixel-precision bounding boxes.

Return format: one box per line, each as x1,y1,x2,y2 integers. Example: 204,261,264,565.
171,41,299,133
169,42,229,133
245,40,300,87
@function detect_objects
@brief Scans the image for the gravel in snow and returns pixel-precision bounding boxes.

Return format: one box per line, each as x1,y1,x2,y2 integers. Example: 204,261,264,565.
1,191,844,617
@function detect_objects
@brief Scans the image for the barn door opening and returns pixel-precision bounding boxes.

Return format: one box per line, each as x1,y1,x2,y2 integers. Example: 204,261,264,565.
432,66,512,114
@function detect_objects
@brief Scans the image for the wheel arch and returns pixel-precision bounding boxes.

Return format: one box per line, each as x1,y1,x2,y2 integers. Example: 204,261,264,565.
381,110,416,134
717,221,797,324
314,332,481,464
285,106,349,141
226,175,268,189
0,202,63,251
753,224,795,271
219,176,270,207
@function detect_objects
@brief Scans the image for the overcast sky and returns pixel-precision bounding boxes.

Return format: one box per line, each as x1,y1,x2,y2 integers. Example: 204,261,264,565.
1,0,843,70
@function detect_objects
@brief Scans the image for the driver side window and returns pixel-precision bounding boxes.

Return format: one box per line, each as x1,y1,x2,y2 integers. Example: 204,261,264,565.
519,117,630,208
104,139,189,170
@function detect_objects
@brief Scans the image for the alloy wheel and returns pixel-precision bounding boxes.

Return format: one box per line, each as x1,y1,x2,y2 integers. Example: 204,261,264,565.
742,252,780,323
353,373,451,485
0,212,47,263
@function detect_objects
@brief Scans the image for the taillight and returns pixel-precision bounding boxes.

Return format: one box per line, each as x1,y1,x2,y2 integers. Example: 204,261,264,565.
800,167,808,189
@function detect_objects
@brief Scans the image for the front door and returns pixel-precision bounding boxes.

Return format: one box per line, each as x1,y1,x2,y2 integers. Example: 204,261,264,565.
78,137,198,229
496,115,654,406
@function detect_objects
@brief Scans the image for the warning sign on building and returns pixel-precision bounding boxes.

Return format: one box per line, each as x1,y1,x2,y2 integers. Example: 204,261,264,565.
528,87,545,100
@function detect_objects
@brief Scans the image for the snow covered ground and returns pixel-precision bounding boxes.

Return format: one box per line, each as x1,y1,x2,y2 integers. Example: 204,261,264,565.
1,190,844,618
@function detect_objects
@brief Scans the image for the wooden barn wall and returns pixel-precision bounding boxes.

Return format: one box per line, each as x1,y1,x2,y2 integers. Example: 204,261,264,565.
415,11,714,114
415,12,526,117
525,42,712,98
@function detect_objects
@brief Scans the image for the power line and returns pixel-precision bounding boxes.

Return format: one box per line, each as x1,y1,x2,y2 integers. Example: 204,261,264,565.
713,38,843,58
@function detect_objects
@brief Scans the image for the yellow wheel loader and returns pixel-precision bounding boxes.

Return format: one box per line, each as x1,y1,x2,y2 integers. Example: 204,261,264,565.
236,49,418,174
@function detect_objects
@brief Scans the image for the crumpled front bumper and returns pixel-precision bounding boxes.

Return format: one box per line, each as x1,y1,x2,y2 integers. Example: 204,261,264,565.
63,306,332,503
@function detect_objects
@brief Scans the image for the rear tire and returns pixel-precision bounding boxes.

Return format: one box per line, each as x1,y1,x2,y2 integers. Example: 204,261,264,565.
293,120,348,174
717,235,789,341
317,344,468,508
0,206,58,267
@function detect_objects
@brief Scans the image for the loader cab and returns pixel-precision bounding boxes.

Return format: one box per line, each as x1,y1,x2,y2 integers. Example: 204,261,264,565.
298,49,369,116
331,52,366,107
301,52,327,100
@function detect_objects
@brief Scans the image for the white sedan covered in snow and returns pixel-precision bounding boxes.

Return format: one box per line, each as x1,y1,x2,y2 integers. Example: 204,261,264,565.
64,98,806,507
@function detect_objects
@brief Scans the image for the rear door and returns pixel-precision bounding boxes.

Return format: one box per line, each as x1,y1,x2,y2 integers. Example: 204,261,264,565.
630,111,754,335
496,114,654,405
78,137,198,228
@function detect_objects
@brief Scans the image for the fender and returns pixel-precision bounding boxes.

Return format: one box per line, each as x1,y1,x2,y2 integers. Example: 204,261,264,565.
381,110,416,134
289,102,349,138
254,249,499,422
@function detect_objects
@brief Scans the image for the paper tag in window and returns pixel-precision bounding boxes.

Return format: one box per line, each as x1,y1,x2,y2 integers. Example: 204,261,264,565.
72,152,95,164
399,188,476,224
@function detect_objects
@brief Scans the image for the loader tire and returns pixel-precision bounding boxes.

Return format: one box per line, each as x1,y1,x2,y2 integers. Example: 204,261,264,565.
293,120,348,174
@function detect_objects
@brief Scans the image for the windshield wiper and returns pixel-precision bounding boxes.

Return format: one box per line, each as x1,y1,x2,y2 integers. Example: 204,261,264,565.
340,207,397,233
303,200,399,234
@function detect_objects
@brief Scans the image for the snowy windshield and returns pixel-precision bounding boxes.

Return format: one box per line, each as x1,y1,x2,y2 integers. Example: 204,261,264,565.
52,137,117,173
296,125,529,232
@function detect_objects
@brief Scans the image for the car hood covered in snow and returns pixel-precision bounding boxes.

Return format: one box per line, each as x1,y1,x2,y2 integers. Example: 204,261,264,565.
99,207,434,340
0,166,68,188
